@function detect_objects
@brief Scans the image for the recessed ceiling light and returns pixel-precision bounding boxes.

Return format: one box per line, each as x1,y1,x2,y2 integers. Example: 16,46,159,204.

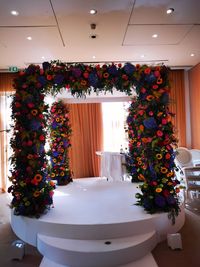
41,56,45,60
190,53,195,57
11,10,19,16
152,34,158,38
90,9,97,15
140,54,145,58
92,55,96,59
166,8,174,14
26,36,32,40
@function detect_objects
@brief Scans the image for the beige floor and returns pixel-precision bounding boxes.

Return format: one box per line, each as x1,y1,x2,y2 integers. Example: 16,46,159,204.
0,193,200,267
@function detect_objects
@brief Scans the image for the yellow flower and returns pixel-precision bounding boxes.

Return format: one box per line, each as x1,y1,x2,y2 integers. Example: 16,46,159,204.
167,171,174,177
33,191,40,197
161,167,168,174
53,158,57,163
168,182,173,186
156,188,162,193
49,180,55,187
60,171,65,177
31,109,38,116
156,154,162,160
138,161,142,165
138,173,145,181
162,178,168,183
51,173,55,178
56,118,60,122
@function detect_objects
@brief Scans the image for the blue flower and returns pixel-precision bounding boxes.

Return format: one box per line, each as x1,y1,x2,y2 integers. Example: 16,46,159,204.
88,73,99,87
30,120,41,130
143,117,157,129
108,65,118,76
38,76,47,86
124,63,135,75
42,62,51,71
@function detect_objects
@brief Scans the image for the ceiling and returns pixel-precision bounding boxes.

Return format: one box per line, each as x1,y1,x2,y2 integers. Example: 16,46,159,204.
0,0,200,71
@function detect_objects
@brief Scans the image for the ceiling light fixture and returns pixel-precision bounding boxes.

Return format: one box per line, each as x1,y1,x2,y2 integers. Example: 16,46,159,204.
90,9,97,15
11,10,19,16
92,55,96,59
140,54,145,58
190,53,195,57
41,56,45,60
26,36,32,40
152,34,158,38
166,8,174,14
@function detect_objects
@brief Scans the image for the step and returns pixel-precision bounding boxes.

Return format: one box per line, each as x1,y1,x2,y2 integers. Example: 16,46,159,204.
40,253,158,267
37,231,157,267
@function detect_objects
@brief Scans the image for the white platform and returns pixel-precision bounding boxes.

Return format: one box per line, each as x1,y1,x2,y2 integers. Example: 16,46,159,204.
11,178,185,267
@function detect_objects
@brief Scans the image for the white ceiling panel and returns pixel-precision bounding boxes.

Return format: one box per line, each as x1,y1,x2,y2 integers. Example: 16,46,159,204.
0,0,56,26
123,25,193,45
130,0,200,24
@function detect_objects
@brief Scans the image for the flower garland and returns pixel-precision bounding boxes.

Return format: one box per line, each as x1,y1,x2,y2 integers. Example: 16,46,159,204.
125,66,180,222
48,101,72,185
8,68,55,217
8,61,180,220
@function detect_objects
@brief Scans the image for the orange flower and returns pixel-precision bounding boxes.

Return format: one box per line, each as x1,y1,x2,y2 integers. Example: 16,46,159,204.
146,95,155,101
157,77,163,84
80,79,87,86
103,72,109,78
138,174,145,181
34,174,42,182
156,188,162,193
139,125,144,131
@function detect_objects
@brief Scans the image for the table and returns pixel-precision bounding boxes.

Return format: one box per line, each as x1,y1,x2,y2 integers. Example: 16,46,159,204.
96,151,126,181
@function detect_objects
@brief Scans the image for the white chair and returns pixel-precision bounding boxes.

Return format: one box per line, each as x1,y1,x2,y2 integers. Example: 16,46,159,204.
175,147,200,202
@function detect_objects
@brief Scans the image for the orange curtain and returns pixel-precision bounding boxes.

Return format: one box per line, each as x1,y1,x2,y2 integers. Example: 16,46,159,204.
169,70,186,147
67,103,103,178
189,63,200,149
0,73,16,192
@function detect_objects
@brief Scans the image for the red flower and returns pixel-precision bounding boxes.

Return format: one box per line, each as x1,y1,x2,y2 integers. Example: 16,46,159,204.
157,130,163,137
39,135,45,141
27,103,34,109
47,74,53,80
15,102,21,108
144,68,151,75
83,72,89,79
27,140,33,146
122,74,128,80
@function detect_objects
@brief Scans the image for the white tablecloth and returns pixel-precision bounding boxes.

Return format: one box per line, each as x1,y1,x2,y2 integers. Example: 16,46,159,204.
96,151,126,181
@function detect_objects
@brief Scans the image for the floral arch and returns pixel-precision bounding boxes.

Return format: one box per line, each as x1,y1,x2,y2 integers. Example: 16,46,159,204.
8,61,181,221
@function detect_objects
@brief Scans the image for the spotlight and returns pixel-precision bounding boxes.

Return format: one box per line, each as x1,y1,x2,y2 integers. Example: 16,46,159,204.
90,9,97,15
166,8,174,14
11,240,25,260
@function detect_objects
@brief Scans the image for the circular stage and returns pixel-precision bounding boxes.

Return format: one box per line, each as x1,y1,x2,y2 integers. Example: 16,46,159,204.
11,178,185,267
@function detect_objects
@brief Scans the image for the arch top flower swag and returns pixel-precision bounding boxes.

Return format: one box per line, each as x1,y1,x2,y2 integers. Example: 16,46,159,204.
8,60,180,222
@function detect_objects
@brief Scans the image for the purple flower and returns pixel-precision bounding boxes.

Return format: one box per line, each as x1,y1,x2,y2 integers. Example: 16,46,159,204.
72,68,82,78
54,74,64,85
167,195,176,205
155,195,166,208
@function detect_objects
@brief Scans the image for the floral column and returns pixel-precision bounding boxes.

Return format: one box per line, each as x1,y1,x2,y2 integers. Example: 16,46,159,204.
48,101,72,185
